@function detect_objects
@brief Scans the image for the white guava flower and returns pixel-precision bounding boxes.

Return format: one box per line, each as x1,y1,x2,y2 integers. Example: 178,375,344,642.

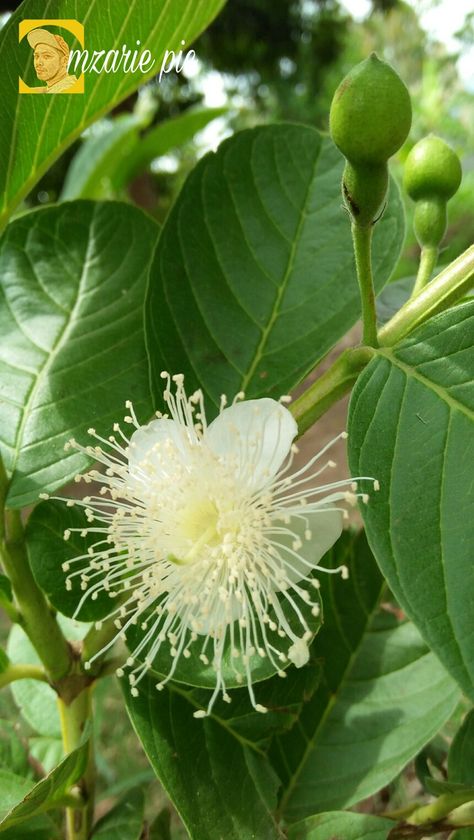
48,374,376,717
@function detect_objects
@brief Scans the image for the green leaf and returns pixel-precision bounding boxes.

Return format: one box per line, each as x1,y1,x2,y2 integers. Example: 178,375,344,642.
124,676,283,840
0,813,61,839
0,738,89,831
91,788,144,839
0,721,30,777
0,0,226,228
28,738,64,775
349,301,474,701
145,126,404,408
149,809,172,840
0,773,35,821
287,812,394,840
61,114,147,201
449,710,474,785
0,201,157,508
7,626,60,738
271,531,459,822
26,500,115,623
425,778,474,796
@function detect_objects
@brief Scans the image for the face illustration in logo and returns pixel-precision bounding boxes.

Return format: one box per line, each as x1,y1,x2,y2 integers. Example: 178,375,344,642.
27,28,78,93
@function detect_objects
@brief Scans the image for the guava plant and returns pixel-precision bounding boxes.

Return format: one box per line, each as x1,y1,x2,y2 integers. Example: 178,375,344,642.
0,3,473,839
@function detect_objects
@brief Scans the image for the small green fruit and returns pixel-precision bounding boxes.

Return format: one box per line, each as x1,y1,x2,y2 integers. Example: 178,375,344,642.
404,136,462,202
404,136,462,248
330,53,412,167
330,54,412,225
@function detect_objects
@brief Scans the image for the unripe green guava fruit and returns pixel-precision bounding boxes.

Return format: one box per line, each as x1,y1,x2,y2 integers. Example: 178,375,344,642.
330,53,412,167
404,135,462,201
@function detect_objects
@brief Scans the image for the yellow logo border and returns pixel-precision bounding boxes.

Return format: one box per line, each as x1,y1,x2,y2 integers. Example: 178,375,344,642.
19,19,84,94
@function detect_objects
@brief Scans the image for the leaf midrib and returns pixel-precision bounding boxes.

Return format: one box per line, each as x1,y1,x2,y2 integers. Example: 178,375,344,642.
6,207,98,482
378,349,474,421
239,139,322,393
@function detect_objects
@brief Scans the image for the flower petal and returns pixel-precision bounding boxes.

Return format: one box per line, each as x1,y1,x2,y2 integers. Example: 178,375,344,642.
128,418,190,484
270,507,343,585
205,398,297,491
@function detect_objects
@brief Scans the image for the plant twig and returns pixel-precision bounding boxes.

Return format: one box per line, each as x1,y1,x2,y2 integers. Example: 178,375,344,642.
58,689,95,840
380,243,474,346
352,222,379,347
411,245,438,297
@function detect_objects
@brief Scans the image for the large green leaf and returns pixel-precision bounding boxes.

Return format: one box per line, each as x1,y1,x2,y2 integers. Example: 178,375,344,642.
0,0,226,228
125,676,283,840
0,737,88,830
91,788,144,839
349,301,474,700
270,532,459,822
0,201,157,508
287,812,394,840
145,126,404,408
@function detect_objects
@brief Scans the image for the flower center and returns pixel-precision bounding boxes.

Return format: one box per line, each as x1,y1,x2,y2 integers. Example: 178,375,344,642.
173,498,221,565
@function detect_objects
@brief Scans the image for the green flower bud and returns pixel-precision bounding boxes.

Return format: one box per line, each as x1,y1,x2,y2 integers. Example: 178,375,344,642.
330,53,412,226
404,136,462,248
404,135,462,201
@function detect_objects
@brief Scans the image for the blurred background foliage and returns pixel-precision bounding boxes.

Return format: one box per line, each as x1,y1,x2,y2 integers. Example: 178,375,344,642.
2,0,472,279
1,0,471,285
0,0,473,833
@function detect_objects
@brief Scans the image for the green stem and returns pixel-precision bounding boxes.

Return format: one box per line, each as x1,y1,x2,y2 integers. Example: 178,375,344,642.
0,453,71,681
58,689,95,840
408,790,474,826
0,663,48,689
411,246,438,297
290,346,375,436
0,508,71,682
352,222,379,347
380,243,474,347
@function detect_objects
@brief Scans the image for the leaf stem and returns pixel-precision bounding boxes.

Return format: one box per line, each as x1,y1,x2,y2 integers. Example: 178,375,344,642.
379,243,474,347
411,246,438,297
290,346,375,436
58,688,95,840
352,222,379,347
0,663,48,689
